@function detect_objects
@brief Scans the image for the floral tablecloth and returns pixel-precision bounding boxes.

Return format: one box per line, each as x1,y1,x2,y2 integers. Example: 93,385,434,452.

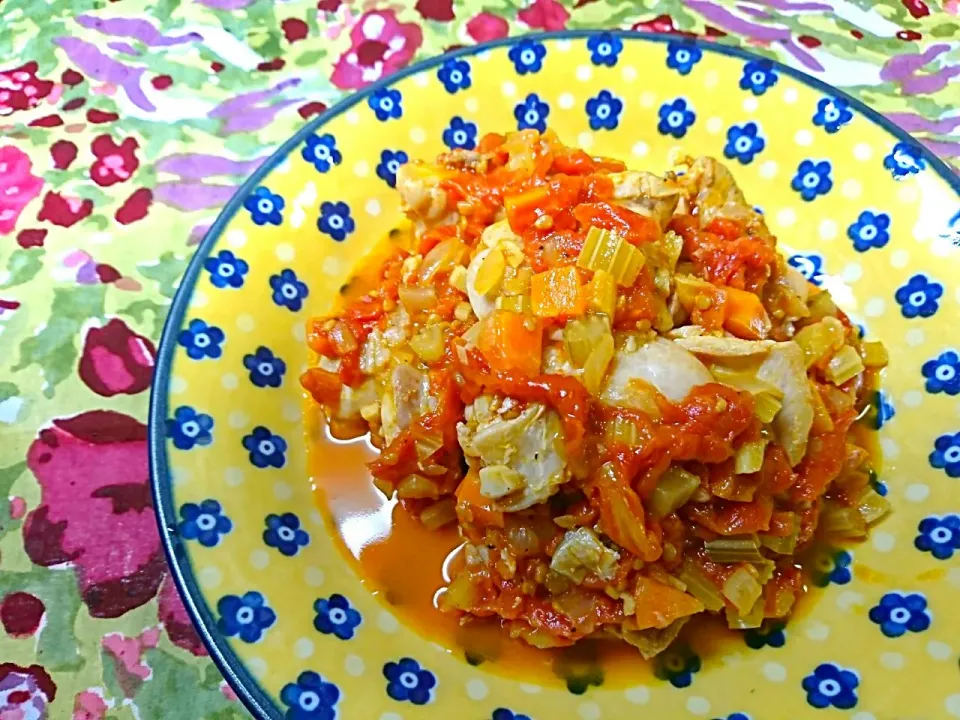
0,0,957,717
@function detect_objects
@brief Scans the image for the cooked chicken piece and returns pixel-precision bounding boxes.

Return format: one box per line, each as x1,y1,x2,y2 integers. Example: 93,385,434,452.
379,363,430,444
674,336,774,357
457,401,568,511
610,171,682,230
550,527,620,584
757,342,815,465
602,337,713,406
395,163,456,228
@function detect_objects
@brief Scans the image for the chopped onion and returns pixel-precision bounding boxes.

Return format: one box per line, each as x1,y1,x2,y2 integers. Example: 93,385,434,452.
398,285,438,312
725,598,764,629
734,440,768,475
420,498,457,530
856,487,891,525
820,501,867,540
826,345,865,386
397,474,440,499
722,566,763,615
418,238,466,283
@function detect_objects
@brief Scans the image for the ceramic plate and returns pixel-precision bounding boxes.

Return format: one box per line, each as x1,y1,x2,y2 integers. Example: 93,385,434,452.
149,31,960,720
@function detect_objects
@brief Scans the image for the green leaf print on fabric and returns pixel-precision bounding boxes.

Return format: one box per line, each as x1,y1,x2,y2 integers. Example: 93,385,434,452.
119,298,170,340
0,249,44,290
137,252,188,299
134,648,239,720
0,461,27,541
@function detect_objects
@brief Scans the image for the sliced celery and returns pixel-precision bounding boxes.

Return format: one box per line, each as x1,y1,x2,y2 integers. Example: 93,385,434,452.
759,515,799,555
826,345,865,385
735,439,768,475
861,341,889,369
725,599,764,629
577,225,645,286
820,501,867,540
722,566,763,615
856,486,891,525
676,562,725,612
649,467,701,518
754,392,783,424
704,535,763,564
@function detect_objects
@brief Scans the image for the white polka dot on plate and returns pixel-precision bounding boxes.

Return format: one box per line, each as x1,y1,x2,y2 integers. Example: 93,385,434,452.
236,313,255,332
172,466,191,485
465,97,479,113
775,208,797,227
379,714,402,720
624,686,649,704
928,641,952,661
621,65,637,82
294,638,314,659
758,160,778,179
345,110,360,125
632,141,649,157
191,290,208,308
290,205,306,229
890,249,910,268
763,662,787,682
519,683,541,694
413,73,429,87
274,481,293,500
841,263,862,283
906,328,925,346
804,619,830,640
577,131,594,151
322,256,341,277
378,611,399,634
198,565,222,589
225,467,245,487
949,568,960,588
837,590,864,612
466,679,488,701
881,437,899,460
250,550,269,569
555,38,572,51
897,183,920,203
742,96,759,113
228,410,249,429
871,531,895,552
841,178,863,199
282,401,301,423
704,116,722,135
947,695,960,719
501,80,516,97
818,218,838,240
902,390,922,407
309,509,323,526
352,160,369,177
794,129,813,146
558,92,575,110
578,701,601,720
639,91,656,107
221,373,238,390
863,297,886,317
783,87,798,104
880,651,905,670
345,654,365,676
704,69,719,88
227,229,247,248
292,321,306,343
853,142,873,161
365,198,381,217
305,566,325,587
903,484,930,506
852,713,877,720
170,376,188,394
575,65,592,81
686,697,711,716
248,657,267,679
409,127,426,144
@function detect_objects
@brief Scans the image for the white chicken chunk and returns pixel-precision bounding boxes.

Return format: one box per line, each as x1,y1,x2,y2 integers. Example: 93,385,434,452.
457,401,567,511
395,163,456,229
673,336,774,358
757,342,815,466
602,337,713,406
550,527,620,584
610,171,681,230
379,363,430,445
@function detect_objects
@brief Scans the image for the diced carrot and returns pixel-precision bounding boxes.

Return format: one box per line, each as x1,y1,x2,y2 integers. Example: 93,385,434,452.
530,265,586,318
477,310,543,377
456,471,504,528
300,368,341,406
724,286,771,340
633,576,705,630
505,185,550,233
592,469,661,561
550,148,596,175
477,132,505,153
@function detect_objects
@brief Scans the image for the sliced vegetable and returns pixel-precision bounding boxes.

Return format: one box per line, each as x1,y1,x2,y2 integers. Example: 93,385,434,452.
606,415,641,447
496,294,531,314
856,486,891,525
633,576,704,630
593,462,660,561
724,287,772,340
576,226,645,286
586,269,617,316
861,341,889,369
826,345,865,386
397,474,440,499
456,471,505,528
725,599,764,629
550,527,620,583
704,535,763,563
649,467,701,517
418,238,466,282
420,498,457,530
477,310,542,377
677,562,725,611
793,317,845,368
505,185,551,233
398,285,438,312
478,464,525,500
806,289,839,322
602,337,713,405
722,566,763,615
753,392,783,424
474,247,506,295
583,334,615,394
734,439,769,475
676,336,773,358
410,324,446,363
820,500,867,540
564,315,611,366
756,342,815,466
530,265,586,318
759,515,799,555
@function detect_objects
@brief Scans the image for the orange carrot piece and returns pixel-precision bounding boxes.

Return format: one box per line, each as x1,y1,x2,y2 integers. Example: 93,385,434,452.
633,576,705,630
530,266,586,318
724,286,771,340
456,471,504,528
477,310,543,377
504,185,551,233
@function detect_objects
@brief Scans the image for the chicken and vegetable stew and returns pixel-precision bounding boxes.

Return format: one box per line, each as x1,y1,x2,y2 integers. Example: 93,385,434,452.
302,130,889,660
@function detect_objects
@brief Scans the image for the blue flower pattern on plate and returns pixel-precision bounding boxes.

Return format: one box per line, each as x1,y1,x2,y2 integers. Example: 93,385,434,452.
376,149,408,188
714,715,750,720
666,41,702,75
318,200,355,242
586,90,623,131
915,515,960,559
922,350,960,395
655,648,700,688
587,32,622,66
508,39,546,75
744,623,786,649
847,210,890,252
437,58,471,94
895,273,942,318
178,499,232,547
723,122,765,164
217,591,276,643
883,141,925,178
264,512,310,556
443,116,477,150
243,186,284,226
280,671,339,720
383,658,436,705
802,663,858,710
243,426,287,469
302,133,342,174
657,98,695,138
166,406,213,450
868,592,931,637
244,346,286,388
203,249,248,289
812,549,852,587
787,252,824,286
314,594,362,640
177,318,225,360
791,159,833,201
812,97,853,133
875,391,895,429
929,431,960,477
740,59,777,95
515,93,549,133
368,88,402,121
270,268,309,311
493,710,531,720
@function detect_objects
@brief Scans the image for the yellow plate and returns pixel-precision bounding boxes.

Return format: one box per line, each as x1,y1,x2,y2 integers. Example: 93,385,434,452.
150,31,960,720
